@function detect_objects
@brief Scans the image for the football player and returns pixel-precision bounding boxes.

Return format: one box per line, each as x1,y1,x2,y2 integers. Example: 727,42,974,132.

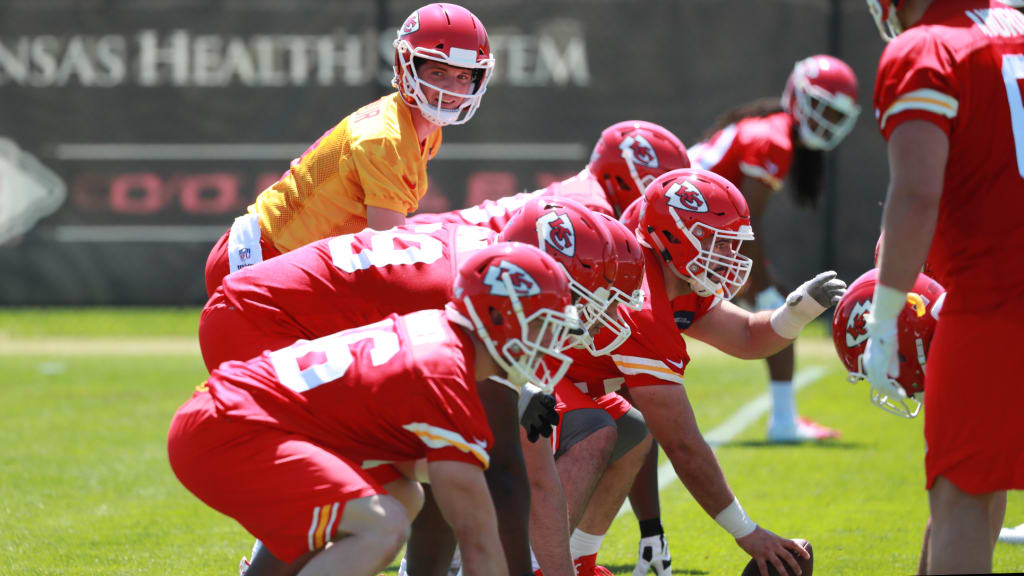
204,2,495,296
409,120,690,573
409,119,691,231
687,54,860,444
555,168,844,576
169,243,578,576
862,0,1024,572
198,198,623,576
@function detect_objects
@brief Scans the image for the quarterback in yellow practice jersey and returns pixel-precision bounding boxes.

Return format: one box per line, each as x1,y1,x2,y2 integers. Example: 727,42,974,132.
204,2,494,296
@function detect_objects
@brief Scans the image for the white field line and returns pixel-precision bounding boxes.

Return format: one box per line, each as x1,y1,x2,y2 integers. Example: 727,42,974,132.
0,335,200,356
615,365,829,519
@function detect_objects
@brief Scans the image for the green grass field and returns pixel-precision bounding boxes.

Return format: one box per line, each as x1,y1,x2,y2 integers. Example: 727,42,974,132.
1,308,1021,575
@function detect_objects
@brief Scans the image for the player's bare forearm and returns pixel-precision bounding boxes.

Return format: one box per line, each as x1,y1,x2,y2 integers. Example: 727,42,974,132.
687,303,789,359
630,385,736,518
522,429,575,576
665,430,736,517
478,378,533,576
878,188,938,290
879,120,948,291
429,460,510,576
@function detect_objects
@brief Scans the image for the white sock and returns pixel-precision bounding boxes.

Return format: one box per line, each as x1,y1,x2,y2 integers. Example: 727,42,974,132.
569,529,605,559
530,547,540,572
770,380,796,425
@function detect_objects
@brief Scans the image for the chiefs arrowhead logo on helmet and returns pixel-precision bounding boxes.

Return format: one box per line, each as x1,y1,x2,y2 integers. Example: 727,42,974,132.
483,261,541,297
665,181,709,213
538,211,577,258
619,135,659,169
399,12,420,36
845,299,871,347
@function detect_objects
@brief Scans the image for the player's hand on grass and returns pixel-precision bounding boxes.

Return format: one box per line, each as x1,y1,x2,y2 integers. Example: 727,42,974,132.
633,533,672,575
735,527,809,576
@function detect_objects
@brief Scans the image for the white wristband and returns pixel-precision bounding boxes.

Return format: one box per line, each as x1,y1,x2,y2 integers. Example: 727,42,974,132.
769,294,824,339
714,498,757,539
870,283,907,324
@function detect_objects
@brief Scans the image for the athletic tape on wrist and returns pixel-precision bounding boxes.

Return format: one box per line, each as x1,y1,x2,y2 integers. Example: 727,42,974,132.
769,291,824,339
714,498,757,539
870,283,907,324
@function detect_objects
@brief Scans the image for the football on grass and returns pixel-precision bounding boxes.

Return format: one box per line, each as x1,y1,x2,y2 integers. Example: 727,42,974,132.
740,538,812,576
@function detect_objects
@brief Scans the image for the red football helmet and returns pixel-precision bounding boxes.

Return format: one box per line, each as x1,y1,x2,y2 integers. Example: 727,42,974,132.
635,168,753,300
782,54,860,151
392,3,494,126
874,230,936,278
832,268,946,418
865,0,904,41
449,242,579,391
586,213,645,355
497,197,618,355
588,120,691,216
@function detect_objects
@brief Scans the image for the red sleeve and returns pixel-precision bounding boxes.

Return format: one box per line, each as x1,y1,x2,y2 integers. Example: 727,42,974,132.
737,119,792,191
873,30,959,140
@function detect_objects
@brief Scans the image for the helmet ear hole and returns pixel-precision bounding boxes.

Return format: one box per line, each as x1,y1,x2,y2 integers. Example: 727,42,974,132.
615,176,632,192
488,307,504,326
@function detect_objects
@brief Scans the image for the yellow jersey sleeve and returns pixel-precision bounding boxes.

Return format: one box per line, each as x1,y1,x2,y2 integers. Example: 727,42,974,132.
247,92,442,253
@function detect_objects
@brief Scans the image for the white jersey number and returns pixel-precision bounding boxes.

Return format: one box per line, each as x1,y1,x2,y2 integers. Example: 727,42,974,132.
329,224,445,273
1002,53,1024,178
271,320,400,393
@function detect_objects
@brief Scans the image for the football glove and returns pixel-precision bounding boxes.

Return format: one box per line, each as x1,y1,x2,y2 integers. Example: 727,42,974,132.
519,383,560,443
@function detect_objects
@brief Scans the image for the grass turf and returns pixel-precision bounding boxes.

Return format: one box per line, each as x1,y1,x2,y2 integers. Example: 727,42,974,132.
0,309,1021,575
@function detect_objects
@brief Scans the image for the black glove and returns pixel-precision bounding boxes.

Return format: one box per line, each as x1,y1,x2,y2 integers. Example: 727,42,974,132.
518,383,560,443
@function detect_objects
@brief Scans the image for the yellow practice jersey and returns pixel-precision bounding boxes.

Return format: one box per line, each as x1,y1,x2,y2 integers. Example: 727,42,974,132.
248,92,443,253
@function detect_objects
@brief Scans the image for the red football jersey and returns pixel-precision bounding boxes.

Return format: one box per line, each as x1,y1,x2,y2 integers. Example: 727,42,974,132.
563,241,719,396
873,0,1024,313
409,169,614,231
218,222,496,339
205,310,493,469
687,112,795,192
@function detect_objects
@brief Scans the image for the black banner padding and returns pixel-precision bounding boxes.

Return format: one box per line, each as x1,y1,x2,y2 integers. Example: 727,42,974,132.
0,0,887,305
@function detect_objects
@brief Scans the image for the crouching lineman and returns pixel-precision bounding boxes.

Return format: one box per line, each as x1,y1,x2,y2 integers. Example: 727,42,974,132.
409,119,691,572
553,168,843,576
198,197,625,576
169,243,579,576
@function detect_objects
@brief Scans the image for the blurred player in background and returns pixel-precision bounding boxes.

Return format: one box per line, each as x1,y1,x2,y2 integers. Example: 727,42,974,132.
204,2,494,296
688,54,860,443
862,0,1024,572
553,169,843,576
170,243,579,576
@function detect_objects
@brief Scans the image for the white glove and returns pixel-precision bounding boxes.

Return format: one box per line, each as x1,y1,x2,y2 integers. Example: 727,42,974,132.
862,283,906,400
769,271,847,339
633,534,672,576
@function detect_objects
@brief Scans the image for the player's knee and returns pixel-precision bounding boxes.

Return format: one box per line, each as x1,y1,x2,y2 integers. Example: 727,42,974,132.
345,495,412,553
384,476,425,521
372,498,413,556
